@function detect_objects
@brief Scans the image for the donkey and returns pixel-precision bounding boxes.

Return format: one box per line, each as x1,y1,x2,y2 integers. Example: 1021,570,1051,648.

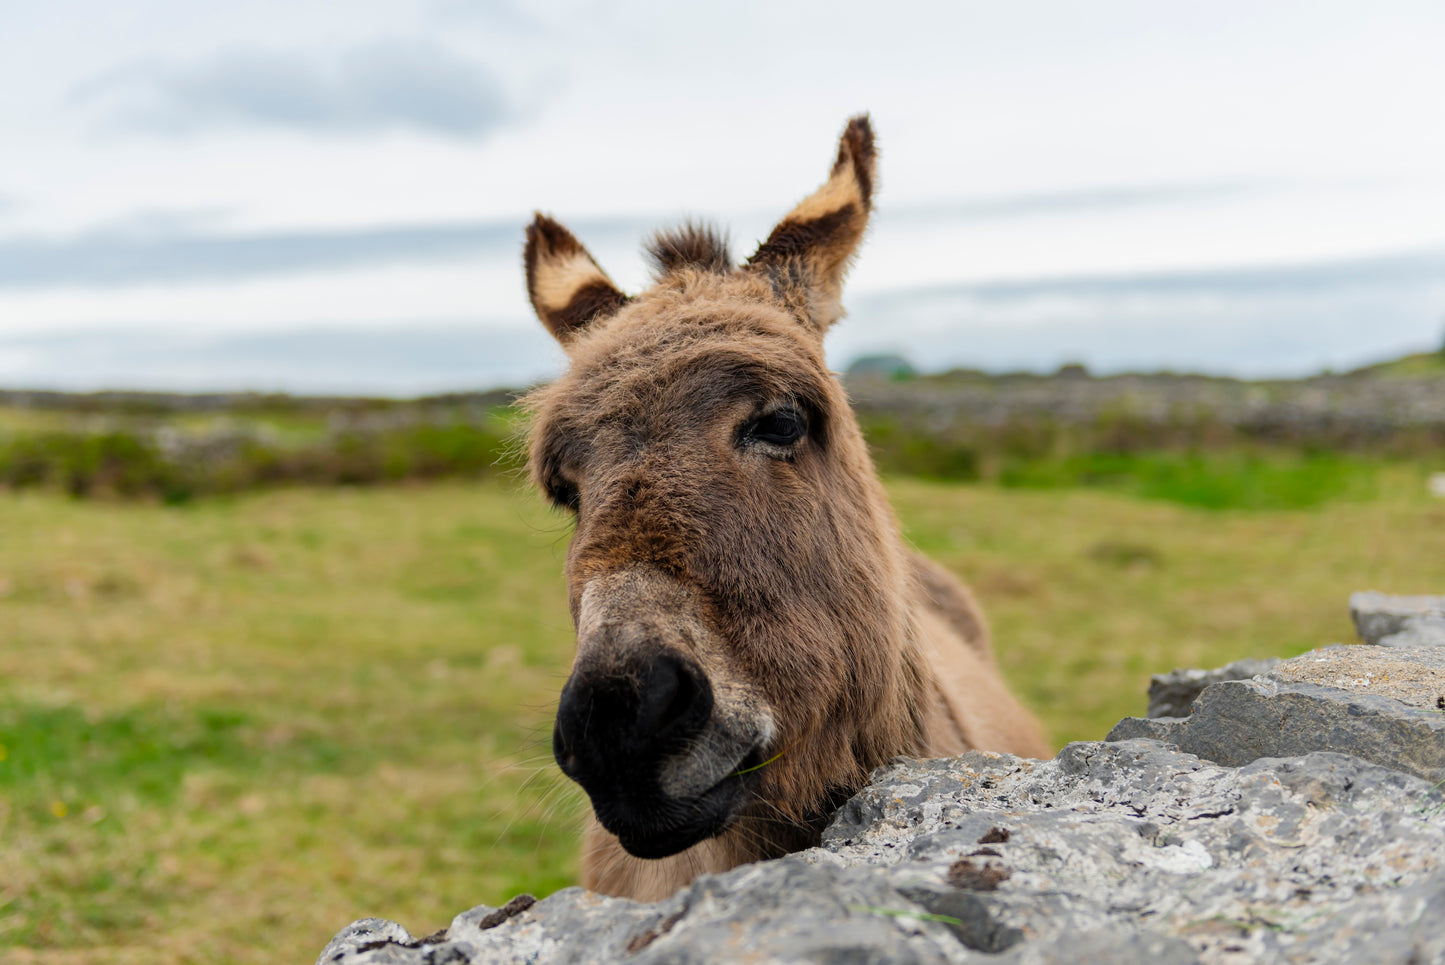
522,116,1050,902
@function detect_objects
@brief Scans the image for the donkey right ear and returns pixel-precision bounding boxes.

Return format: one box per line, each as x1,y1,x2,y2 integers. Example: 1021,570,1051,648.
524,214,629,344
744,115,877,334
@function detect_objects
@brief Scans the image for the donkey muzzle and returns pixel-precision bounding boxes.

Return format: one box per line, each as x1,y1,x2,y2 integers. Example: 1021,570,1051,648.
554,653,732,854
552,569,768,859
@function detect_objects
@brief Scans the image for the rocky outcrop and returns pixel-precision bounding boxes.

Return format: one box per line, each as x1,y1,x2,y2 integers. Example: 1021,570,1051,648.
1142,591,1445,722
1112,645,1445,784
1351,591,1445,648
318,605,1445,965
1144,657,1283,719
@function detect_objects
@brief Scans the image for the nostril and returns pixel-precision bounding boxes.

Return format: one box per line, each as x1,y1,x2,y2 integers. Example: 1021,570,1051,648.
553,718,580,777
660,670,695,731
553,655,713,783
634,655,709,739
549,704,583,780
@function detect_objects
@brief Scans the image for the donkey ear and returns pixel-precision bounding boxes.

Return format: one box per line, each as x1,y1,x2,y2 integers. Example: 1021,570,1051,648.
524,214,629,343
745,115,876,333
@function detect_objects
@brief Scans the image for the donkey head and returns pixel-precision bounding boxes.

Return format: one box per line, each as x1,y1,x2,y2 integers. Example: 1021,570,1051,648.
525,117,921,860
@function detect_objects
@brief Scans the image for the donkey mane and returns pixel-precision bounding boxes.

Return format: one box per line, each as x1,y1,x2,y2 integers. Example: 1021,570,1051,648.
519,115,1050,903
645,221,733,277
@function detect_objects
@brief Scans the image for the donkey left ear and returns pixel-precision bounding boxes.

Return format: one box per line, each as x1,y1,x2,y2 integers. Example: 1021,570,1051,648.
524,214,629,344
745,115,876,333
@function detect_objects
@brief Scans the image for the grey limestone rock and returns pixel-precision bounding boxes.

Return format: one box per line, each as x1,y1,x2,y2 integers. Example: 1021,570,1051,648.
320,739,1445,965
822,741,1445,964
320,616,1445,965
1110,645,1445,783
317,857,970,965
1145,657,1283,719
1351,591,1445,647
1144,591,1445,725
1376,620,1445,648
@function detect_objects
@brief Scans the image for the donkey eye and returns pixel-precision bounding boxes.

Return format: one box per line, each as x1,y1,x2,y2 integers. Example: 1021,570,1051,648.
743,406,807,448
549,478,581,512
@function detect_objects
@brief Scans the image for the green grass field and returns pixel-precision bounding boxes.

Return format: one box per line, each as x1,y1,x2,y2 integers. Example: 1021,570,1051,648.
3,470,1444,963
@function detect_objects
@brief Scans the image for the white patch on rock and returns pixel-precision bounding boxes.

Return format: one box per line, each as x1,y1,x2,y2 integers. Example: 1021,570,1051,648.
1144,838,1214,874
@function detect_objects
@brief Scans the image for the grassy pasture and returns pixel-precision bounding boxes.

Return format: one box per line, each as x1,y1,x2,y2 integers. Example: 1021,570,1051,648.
2,470,1444,963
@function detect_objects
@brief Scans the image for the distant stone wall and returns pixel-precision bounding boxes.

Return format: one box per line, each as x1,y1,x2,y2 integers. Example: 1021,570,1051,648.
8,370,1445,440
847,371,1445,447
318,594,1445,965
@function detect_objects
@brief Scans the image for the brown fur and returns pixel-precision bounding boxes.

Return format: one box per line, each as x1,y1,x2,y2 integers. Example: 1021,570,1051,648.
523,215,629,341
522,115,1050,903
646,222,733,277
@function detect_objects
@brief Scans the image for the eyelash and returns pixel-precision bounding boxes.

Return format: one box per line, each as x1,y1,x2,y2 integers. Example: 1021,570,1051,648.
740,405,808,449
550,478,580,512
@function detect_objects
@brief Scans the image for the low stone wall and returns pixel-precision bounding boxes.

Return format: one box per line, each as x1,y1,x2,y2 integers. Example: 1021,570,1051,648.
848,371,1445,444
317,594,1445,965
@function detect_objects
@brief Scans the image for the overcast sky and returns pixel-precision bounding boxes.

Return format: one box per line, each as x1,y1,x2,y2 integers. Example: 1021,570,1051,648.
3,0,1444,392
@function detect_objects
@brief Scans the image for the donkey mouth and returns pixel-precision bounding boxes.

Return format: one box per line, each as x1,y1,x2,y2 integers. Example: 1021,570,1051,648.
604,781,744,859
593,746,767,859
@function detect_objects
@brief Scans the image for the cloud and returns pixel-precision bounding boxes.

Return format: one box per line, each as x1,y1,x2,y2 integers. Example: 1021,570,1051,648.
430,0,541,31
0,323,559,395
841,248,1445,378
0,215,636,289
870,246,1445,302
889,182,1270,224
87,206,237,239
4,206,1443,302
73,42,512,139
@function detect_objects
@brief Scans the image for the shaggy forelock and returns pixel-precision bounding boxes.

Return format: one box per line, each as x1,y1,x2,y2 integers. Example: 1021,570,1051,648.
645,221,733,278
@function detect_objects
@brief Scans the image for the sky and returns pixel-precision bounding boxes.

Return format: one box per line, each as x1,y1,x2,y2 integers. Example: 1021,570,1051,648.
2,0,1444,394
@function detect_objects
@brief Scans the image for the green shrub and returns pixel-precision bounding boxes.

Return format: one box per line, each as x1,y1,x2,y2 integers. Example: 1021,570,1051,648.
858,417,980,481
995,450,1380,510
0,418,523,501
0,432,182,499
